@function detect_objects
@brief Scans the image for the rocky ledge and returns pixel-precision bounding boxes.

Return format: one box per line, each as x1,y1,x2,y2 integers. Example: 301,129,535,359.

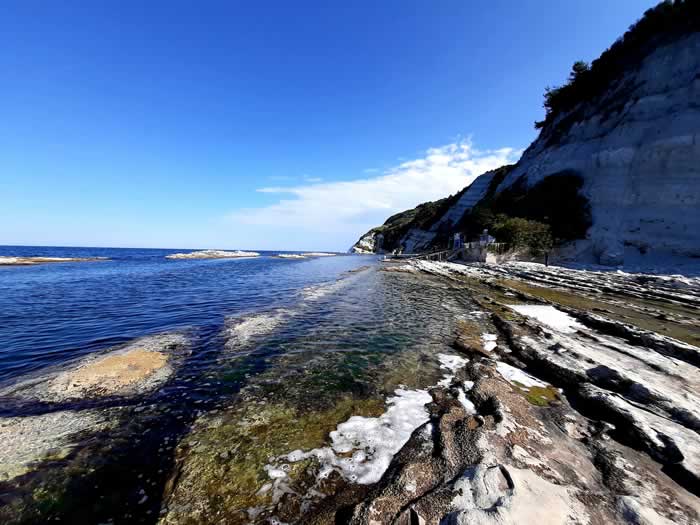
355,259,698,524
0,256,108,266
0,333,189,486
165,249,260,259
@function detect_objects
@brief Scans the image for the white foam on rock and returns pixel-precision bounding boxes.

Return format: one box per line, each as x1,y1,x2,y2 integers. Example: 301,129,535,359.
437,353,475,413
458,389,477,414
507,305,584,334
282,388,432,485
438,353,469,373
482,333,498,352
271,353,472,486
496,362,548,389
437,353,469,387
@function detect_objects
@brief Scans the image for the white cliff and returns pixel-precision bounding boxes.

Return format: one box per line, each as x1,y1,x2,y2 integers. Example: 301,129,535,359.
350,232,378,254
495,33,700,265
352,16,700,266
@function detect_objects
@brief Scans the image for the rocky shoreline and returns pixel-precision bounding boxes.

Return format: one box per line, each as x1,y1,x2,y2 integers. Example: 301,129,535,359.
1,261,698,524
361,259,699,524
157,261,699,524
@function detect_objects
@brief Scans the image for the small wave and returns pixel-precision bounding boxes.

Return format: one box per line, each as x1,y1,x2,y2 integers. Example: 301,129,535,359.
223,309,291,351
301,280,346,301
301,267,370,301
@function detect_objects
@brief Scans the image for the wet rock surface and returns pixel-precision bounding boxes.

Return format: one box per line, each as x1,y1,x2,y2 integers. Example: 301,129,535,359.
385,260,700,524
0,333,191,524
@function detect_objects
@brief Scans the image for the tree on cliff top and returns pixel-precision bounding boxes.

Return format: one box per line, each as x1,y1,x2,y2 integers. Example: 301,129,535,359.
535,0,700,129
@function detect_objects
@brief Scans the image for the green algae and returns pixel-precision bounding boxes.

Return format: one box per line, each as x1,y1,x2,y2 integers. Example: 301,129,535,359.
524,385,559,406
165,395,385,524
510,381,560,407
31,486,73,517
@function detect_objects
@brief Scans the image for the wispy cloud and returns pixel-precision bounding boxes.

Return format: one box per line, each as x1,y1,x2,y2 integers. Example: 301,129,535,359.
229,139,521,249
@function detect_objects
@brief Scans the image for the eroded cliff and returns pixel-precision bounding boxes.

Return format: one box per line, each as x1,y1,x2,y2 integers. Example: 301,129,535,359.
352,2,700,265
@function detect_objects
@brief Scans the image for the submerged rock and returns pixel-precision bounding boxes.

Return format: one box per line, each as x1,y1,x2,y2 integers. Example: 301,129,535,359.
1,333,188,403
47,347,169,400
0,409,117,482
160,396,386,524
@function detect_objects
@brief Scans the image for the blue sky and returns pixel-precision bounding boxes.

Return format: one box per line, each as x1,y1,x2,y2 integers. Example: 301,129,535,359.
1,0,656,251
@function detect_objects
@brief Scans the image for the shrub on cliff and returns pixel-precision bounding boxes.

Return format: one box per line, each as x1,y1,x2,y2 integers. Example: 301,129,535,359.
491,216,553,256
490,171,591,242
368,188,467,251
459,171,591,246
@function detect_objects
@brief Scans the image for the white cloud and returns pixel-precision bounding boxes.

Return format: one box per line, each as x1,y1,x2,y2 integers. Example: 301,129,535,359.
229,139,521,249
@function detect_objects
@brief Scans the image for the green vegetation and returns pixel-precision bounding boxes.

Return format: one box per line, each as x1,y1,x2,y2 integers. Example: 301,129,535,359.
367,186,468,250
491,216,553,257
511,382,560,407
359,167,590,255
492,171,591,242
364,165,516,252
458,171,591,254
535,0,700,131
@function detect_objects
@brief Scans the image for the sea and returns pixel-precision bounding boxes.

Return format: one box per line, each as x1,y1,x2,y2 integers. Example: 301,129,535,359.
0,245,482,523
0,246,380,383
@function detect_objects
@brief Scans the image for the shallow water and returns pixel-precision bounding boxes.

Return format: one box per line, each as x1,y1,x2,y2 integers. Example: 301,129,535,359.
0,247,488,524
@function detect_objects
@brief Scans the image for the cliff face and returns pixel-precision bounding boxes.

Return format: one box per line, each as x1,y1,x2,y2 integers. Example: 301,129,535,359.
349,166,512,254
352,9,700,265
498,32,700,265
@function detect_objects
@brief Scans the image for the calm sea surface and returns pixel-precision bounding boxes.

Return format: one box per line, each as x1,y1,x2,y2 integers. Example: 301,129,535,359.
0,246,373,384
